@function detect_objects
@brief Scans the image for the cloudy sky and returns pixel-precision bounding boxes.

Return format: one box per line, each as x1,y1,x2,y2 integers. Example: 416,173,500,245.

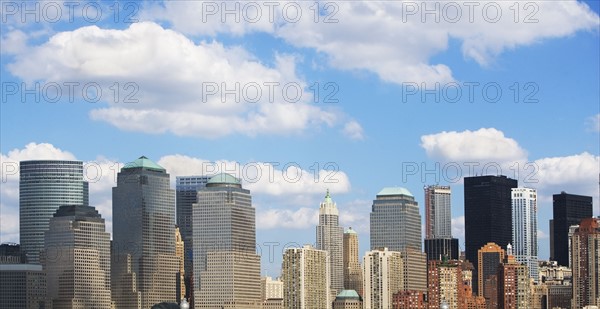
1,0,599,275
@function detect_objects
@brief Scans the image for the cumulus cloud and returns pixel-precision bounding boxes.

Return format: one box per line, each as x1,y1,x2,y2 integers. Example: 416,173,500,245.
532,152,599,201
256,208,318,229
586,113,600,132
0,30,28,55
452,216,465,240
342,120,365,141
7,22,340,138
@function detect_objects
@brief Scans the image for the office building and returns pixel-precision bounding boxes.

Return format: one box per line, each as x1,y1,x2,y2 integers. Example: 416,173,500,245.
343,227,363,296
0,263,47,309
400,249,427,292
511,188,538,282
551,192,593,266
497,252,530,309
20,160,89,263
424,238,459,261
477,242,505,306
112,156,179,309
425,185,452,239
316,190,344,295
464,175,517,294
392,290,426,309
193,173,261,308
261,276,284,301
282,245,330,309
175,226,185,303
371,187,421,252
363,248,404,309
44,205,111,308
570,217,599,309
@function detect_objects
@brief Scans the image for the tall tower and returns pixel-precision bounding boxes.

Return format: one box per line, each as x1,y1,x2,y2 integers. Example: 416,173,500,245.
44,205,111,308
175,226,185,303
370,187,421,251
112,156,179,309
477,242,505,307
363,248,404,309
570,217,599,309
343,227,363,295
511,187,538,282
316,190,344,295
464,175,517,295
497,251,530,309
19,160,89,263
424,185,459,261
550,192,593,266
282,245,330,309
193,173,261,308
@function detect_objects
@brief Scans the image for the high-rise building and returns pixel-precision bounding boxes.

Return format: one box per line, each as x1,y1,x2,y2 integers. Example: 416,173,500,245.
332,290,363,309
392,290,427,309
426,259,463,309
112,156,179,309
550,192,593,266
261,276,283,301
176,175,210,301
570,217,599,309
425,185,452,239
282,245,330,309
193,173,261,308
316,190,344,295
19,160,89,263
0,243,27,264
400,249,427,293
511,188,538,282
424,238,460,261
497,251,530,309
477,242,505,307
0,263,47,309
44,205,111,308
370,187,421,252
175,226,185,303
464,175,517,295
363,248,404,309
343,227,363,296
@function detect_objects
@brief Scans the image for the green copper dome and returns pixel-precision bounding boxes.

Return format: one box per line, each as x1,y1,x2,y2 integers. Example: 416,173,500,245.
122,156,165,172
207,173,241,185
377,187,413,197
345,227,358,235
336,289,360,299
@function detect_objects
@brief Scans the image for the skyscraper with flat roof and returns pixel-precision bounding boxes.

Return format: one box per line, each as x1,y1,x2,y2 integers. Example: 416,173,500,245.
193,173,261,308
425,185,452,239
464,175,517,295
112,156,179,309
370,187,421,251
550,192,593,266
511,187,538,282
19,160,89,263
282,245,330,309
44,205,111,308
363,247,403,309
316,190,344,296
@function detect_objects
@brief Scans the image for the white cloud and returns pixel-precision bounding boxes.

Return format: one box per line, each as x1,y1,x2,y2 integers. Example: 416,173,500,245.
586,113,600,132
452,215,465,240
420,128,527,163
342,120,365,141
0,30,28,55
256,207,318,229
7,22,341,138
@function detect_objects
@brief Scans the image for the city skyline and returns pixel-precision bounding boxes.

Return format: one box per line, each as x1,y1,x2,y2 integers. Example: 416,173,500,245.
1,0,600,280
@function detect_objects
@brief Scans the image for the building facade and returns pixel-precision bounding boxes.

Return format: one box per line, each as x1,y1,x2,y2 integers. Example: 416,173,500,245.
497,254,530,309
343,227,363,296
371,187,421,252
282,245,330,309
20,160,89,264
477,242,505,307
550,192,592,266
464,175,517,295
570,217,600,309
44,205,111,308
425,238,459,261
425,185,452,239
511,188,538,282
112,156,179,309
193,173,261,308
316,190,344,295
332,290,363,309
0,263,47,309
175,226,185,303
363,248,404,309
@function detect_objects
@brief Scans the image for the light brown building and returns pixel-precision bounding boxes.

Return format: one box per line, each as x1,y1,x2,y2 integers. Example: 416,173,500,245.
343,228,363,296
400,248,427,292
282,245,330,309
175,226,185,303
571,217,600,309
478,243,505,309
497,252,530,309
427,259,464,309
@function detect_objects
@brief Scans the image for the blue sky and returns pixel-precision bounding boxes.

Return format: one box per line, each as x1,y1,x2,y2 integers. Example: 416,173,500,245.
1,0,599,276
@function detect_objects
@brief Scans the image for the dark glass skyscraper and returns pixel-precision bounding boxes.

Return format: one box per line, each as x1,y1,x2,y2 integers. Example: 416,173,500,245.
111,156,179,309
550,192,592,266
464,175,517,295
19,160,88,264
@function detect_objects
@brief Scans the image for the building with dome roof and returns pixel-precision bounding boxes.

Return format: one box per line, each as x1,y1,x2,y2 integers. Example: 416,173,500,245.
370,187,421,252
333,289,362,309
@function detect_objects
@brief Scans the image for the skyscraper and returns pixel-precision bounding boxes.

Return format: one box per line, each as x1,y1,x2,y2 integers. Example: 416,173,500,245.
175,226,185,303
112,156,179,309
343,227,363,296
363,247,404,309
511,187,538,282
426,259,464,309
477,242,505,307
0,263,47,309
44,205,111,308
316,190,344,295
570,217,599,309
464,175,517,295
193,173,261,308
424,185,459,262
19,160,89,263
370,187,421,251
550,192,593,266
425,185,452,239
282,245,330,309
497,252,530,309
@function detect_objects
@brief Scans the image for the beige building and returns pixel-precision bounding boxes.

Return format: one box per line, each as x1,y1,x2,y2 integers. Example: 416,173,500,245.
282,245,330,309
175,226,186,302
571,218,600,309
497,251,530,309
363,248,403,309
400,248,427,292
343,228,363,296
261,276,283,301
44,205,111,308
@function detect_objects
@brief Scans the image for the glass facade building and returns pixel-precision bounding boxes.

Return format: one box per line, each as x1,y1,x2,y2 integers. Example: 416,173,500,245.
370,187,421,252
19,160,89,264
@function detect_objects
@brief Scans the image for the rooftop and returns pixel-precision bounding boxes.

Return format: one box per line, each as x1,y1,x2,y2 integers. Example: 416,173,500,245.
345,227,357,235
122,156,165,172
207,173,241,185
377,187,413,197
336,289,360,299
